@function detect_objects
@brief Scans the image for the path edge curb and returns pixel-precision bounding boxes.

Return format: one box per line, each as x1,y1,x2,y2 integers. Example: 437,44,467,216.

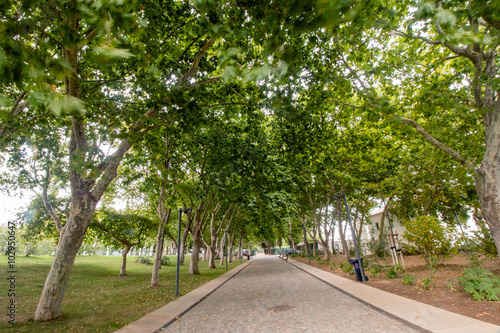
288,258,500,333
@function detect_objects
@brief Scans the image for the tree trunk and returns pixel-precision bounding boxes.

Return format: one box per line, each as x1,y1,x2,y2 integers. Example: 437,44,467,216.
120,244,132,276
188,197,212,275
336,200,350,260
238,231,243,259
179,210,194,265
208,241,216,268
228,229,236,263
151,209,171,287
34,199,96,321
331,217,336,254
477,117,500,257
378,206,387,241
316,200,331,260
203,247,209,261
188,228,201,275
219,232,226,266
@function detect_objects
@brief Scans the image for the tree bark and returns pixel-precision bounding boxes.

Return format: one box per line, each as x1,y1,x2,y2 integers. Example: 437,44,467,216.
238,230,243,259
378,206,387,241
151,208,171,287
188,228,202,275
336,199,350,260
120,244,132,276
207,204,222,269
219,231,228,266
188,194,212,274
34,195,97,321
179,213,192,265
477,113,500,257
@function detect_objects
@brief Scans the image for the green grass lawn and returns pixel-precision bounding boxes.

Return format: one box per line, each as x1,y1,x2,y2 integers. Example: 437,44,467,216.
1,255,242,332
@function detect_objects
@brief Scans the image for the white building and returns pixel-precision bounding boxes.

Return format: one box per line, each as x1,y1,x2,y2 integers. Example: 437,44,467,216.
367,207,406,240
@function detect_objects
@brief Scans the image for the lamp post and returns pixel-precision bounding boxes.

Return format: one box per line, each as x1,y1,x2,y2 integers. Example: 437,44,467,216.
176,207,192,296
333,193,367,282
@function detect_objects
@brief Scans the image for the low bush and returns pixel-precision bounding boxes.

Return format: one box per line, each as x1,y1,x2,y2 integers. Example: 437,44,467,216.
403,216,454,269
366,237,389,258
339,261,354,274
136,256,172,266
369,266,381,277
135,256,152,265
385,266,399,279
402,273,415,286
458,267,500,301
418,276,435,290
161,256,171,266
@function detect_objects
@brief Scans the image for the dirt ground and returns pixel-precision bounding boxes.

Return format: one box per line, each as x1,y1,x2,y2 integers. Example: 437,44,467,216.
293,253,500,326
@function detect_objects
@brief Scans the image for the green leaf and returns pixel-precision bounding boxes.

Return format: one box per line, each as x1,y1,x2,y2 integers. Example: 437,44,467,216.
49,96,85,117
222,65,236,82
95,45,135,58
0,94,9,108
435,8,456,29
256,64,272,81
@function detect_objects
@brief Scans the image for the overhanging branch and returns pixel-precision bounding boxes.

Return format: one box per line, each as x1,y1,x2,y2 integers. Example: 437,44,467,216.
398,116,476,171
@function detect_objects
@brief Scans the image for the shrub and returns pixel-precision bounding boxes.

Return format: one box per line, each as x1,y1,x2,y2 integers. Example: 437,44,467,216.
458,267,500,301
161,256,171,266
402,273,415,286
339,261,354,274
385,266,399,279
136,256,170,266
366,237,388,258
369,266,381,277
135,256,152,265
401,243,422,256
467,231,498,257
403,216,454,268
418,276,435,290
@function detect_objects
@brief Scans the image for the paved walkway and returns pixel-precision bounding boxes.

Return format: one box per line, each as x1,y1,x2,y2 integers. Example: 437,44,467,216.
116,255,500,333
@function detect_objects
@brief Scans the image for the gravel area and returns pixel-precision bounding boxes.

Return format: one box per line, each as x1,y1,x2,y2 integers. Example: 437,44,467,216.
159,256,420,333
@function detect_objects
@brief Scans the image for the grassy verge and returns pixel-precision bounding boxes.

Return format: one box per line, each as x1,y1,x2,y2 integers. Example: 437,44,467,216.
1,255,242,332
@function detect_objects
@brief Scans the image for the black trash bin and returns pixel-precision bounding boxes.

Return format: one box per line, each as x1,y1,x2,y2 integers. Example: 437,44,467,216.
349,258,368,282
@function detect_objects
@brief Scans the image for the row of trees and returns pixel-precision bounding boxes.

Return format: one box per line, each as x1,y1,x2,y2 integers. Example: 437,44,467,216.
1,0,499,323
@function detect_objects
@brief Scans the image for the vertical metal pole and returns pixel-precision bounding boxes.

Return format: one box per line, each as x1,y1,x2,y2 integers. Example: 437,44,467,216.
343,193,367,282
239,229,242,264
175,208,182,296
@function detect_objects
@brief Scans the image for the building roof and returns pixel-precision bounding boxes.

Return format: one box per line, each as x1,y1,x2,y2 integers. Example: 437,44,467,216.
368,207,385,217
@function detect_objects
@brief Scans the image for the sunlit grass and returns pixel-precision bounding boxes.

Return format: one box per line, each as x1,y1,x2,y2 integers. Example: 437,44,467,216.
1,255,241,332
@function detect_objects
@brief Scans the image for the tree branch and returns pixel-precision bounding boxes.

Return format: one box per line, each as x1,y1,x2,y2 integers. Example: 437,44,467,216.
184,76,222,90
397,116,476,171
198,102,247,108
178,39,215,85
339,54,369,91
330,99,362,109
